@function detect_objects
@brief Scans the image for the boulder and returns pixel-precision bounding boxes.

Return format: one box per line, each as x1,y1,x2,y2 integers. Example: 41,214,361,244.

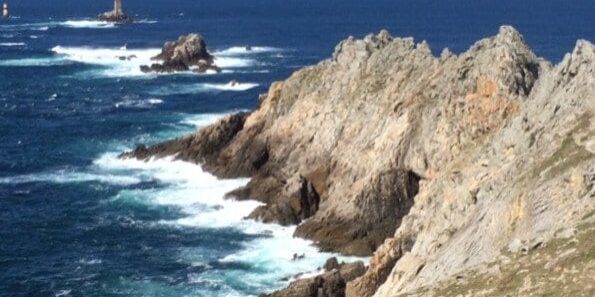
261,260,366,297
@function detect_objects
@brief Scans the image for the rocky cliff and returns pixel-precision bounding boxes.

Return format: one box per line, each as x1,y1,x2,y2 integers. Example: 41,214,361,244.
122,26,594,296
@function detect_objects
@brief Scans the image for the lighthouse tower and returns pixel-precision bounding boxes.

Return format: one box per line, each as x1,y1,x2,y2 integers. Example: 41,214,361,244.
114,0,123,15
2,2,9,18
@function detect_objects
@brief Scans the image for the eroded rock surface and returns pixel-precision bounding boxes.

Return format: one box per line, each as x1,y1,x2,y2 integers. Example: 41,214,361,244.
140,34,221,73
122,26,594,296
260,258,366,297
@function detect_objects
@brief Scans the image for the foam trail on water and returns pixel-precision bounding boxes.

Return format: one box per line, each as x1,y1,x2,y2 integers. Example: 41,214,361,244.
151,82,258,95
92,113,367,295
51,45,161,77
59,20,115,29
213,56,255,68
0,57,71,67
114,98,164,109
180,113,236,127
0,19,115,32
50,45,256,78
0,170,142,185
0,42,25,47
94,152,359,292
216,46,282,56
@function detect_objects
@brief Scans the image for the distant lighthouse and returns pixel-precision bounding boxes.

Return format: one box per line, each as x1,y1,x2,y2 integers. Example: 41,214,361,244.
114,0,123,15
2,2,8,18
98,0,131,23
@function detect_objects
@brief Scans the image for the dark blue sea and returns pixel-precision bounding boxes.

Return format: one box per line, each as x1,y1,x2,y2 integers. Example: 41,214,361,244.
0,0,593,296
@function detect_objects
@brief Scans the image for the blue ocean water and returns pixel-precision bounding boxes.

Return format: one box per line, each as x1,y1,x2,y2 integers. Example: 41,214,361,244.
0,1,593,296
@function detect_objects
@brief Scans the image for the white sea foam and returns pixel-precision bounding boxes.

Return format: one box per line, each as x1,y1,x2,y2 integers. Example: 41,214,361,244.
204,82,259,91
0,42,25,47
151,82,258,95
94,151,357,288
216,46,282,56
0,170,142,185
135,19,158,24
93,114,366,292
114,98,164,109
51,45,161,77
0,57,71,67
0,19,115,32
213,56,255,68
180,113,235,128
60,20,115,29
54,289,71,297
50,45,257,78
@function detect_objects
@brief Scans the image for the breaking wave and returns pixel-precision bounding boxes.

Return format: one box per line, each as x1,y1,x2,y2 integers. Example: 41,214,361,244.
150,82,259,95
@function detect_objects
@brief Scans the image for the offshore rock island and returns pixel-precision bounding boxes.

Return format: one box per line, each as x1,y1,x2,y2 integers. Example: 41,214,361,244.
122,26,594,296
140,33,221,74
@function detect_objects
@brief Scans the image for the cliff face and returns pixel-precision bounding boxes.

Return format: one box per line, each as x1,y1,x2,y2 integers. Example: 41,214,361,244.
123,26,594,296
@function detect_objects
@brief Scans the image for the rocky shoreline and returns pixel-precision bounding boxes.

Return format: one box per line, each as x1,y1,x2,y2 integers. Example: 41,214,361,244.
121,26,594,296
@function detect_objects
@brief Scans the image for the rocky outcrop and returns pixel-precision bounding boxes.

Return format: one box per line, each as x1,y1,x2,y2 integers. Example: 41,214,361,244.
140,34,221,74
261,258,366,297
122,26,594,296
98,0,131,23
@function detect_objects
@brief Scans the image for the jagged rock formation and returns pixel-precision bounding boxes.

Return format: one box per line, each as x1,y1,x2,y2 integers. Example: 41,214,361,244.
260,258,366,297
122,26,594,296
139,34,221,74
98,0,131,23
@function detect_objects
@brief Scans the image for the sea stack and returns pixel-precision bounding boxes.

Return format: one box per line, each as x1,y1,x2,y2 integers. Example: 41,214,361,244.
98,0,131,23
140,34,221,74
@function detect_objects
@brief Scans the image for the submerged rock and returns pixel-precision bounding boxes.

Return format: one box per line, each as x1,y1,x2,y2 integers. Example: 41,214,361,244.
98,0,132,23
140,34,221,74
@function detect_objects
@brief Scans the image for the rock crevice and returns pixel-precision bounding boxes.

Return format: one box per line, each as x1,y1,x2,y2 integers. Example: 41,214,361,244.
122,26,594,297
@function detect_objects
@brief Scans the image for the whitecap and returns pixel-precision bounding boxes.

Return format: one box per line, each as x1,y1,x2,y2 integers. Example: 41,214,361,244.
60,20,115,29
135,19,158,24
54,289,71,297
0,170,142,185
0,42,25,47
78,258,102,265
180,113,236,128
48,44,258,78
0,57,71,67
51,45,161,77
95,150,365,292
204,82,259,91
114,98,164,109
216,46,282,56
213,56,255,68
151,82,258,95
